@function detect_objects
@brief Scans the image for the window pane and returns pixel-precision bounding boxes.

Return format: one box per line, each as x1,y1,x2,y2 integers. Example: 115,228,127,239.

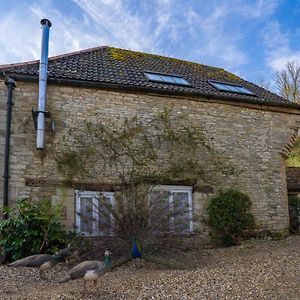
160,75,176,83
233,86,245,93
173,77,188,85
212,82,231,91
96,193,113,235
146,73,162,81
145,72,190,86
234,86,254,95
224,84,240,92
149,190,171,233
173,192,190,233
210,81,255,95
80,197,93,233
77,192,115,236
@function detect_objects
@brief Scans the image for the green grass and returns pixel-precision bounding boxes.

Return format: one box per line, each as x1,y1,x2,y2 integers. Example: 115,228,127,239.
286,155,300,167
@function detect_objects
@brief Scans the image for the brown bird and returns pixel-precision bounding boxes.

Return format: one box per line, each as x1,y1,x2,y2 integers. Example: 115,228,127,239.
9,244,76,278
60,250,112,296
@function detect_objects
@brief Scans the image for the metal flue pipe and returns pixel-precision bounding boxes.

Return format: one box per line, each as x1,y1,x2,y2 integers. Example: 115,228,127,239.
36,18,51,150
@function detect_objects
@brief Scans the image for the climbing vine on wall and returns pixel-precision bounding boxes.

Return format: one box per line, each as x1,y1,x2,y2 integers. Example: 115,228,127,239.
55,107,235,185
54,108,236,267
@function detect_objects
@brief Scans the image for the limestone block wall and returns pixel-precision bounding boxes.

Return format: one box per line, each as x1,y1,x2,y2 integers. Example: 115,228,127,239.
0,85,6,209
0,79,299,235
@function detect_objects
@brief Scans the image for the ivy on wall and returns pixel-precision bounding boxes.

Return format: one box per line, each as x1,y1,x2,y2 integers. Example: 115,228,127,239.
54,108,237,265
55,107,235,186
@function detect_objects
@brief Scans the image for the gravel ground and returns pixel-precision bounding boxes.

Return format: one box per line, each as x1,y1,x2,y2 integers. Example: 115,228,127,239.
1,236,300,299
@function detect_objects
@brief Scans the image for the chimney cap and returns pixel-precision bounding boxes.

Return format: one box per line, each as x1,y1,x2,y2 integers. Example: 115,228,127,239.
40,19,52,27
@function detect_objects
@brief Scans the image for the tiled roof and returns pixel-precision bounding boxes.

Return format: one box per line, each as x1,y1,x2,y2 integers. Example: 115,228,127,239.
0,46,295,107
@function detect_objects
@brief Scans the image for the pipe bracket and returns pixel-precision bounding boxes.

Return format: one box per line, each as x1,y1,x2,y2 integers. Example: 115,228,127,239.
32,109,54,132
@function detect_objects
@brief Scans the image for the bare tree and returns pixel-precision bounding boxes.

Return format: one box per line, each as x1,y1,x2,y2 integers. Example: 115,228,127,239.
256,78,271,91
275,61,300,102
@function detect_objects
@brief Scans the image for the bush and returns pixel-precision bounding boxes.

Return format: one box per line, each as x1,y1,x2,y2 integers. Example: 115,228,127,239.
207,188,255,246
0,198,67,262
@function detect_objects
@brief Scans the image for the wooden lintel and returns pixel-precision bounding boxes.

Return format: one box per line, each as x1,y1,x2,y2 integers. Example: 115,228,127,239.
25,178,117,191
25,177,199,191
194,185,214,193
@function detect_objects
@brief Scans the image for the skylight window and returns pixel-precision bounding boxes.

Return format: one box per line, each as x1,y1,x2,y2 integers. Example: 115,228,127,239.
144,72,190,86
209,80,255,96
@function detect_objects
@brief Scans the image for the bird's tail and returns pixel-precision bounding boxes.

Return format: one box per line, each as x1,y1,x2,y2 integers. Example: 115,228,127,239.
59,275,72,283
9,259,26,267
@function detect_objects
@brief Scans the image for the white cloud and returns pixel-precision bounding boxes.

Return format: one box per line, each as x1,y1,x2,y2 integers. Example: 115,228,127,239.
183,3,248,68
270,54,300,71
183,0,282,70
0,0,169,64
261,20,300,71
0,0,286,83
235,0,280,19
72,0,160,52
0,9,40,63
261,21,288,52
0,1,105,64
29,3,105,55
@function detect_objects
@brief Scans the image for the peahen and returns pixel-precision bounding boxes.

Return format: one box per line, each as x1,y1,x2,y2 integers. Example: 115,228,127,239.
9,244,77,278
60,250,112,296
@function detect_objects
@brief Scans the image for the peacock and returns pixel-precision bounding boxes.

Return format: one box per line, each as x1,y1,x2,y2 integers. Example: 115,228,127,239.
9,244,77,278
60,250,112,296
80,186,195,270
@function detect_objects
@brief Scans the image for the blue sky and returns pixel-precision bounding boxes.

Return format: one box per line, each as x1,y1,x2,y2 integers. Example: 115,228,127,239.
0,0,300,89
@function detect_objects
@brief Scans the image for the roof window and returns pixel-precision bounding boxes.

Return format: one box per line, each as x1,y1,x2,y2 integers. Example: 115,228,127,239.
144,72,190,86
209,80,255,96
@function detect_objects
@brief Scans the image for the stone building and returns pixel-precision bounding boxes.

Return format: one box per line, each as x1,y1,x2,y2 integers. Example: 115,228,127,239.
0,46,300,237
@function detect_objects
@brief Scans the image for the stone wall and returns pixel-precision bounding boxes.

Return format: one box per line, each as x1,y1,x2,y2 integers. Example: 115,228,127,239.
1,79,300,236
0,84,6,211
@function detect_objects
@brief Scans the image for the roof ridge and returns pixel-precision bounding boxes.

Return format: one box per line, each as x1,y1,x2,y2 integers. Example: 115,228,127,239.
0,59,40,69
48,45,109,61
0,45,226,74
0,45,109,69
108,46,224,71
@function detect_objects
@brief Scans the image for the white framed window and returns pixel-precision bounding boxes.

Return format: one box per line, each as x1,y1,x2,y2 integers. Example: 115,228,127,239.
150,185,193,233
75,190,114,236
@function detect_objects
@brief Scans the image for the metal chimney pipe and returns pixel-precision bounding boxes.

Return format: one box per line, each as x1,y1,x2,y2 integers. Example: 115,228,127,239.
36,18,51,150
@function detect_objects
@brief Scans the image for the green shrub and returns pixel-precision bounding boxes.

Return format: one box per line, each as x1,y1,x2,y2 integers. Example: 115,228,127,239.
207,188,255,246
0,198,67,262
286,137,300,167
